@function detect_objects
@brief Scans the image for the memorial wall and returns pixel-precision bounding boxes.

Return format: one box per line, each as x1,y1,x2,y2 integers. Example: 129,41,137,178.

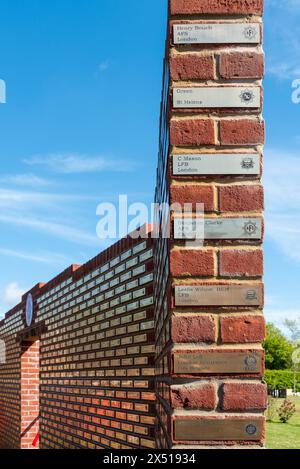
0,0,268,450
0,230,155,449
154,0,267,448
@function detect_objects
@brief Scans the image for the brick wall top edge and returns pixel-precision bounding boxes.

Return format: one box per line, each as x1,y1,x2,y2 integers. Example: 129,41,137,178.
169,0,264,16
0,224,153,326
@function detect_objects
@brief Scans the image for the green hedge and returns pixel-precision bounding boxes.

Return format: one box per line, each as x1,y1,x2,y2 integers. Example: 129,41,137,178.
264,370,300,392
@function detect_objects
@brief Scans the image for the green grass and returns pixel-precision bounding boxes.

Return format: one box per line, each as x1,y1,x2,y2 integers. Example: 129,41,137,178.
266,397,300,449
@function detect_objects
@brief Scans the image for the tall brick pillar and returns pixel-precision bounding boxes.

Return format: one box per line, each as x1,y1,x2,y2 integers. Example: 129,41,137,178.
154,0,267,448
20,340,40,449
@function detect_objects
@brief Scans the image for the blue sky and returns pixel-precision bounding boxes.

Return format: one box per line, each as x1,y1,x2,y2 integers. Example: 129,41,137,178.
0,0,299,331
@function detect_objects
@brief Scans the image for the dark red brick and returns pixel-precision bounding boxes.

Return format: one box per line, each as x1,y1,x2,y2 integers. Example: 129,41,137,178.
220,119,265,146
170,249,215,277
170,185,215,212
219,185,264,212
172,315,216,343
170,119,216,146
171,382,216,410
220,315,266,343
222,382,268,411
219,249,264,277
219,52,264,79
170,54,215,81
170,0,264,15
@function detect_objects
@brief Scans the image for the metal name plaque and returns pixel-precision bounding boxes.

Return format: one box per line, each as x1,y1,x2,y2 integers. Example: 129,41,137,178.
175,285,263,307
173,23,260,45
173,154,260,176
173,87,260,108
173,351,263,374
174,419,263,441
174,218,262,240
174,218,204,240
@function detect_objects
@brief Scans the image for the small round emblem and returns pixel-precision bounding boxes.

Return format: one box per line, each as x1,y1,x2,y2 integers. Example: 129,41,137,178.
243,221,258,236
244,355,258,368
240,89,255,104
243,26,257,40
26,294,33,327
241,157,254,170
245,424,257,436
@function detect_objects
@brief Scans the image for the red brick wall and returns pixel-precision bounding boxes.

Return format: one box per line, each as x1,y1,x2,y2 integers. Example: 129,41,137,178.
0,310,23,448
0,231,156,449
21,341,40,449
154,0,266,448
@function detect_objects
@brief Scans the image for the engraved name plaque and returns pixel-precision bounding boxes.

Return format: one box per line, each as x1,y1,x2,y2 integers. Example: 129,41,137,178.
173,87,260,108
174,418,263,441
173,154,260,176
173,351,263,374
174,218,262,240
175,285,263,307
173,23,260,45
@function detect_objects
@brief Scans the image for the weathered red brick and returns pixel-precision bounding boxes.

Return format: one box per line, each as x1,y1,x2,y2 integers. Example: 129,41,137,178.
170,119,215,146
221,382,268,411
220,119,265,146
172,315,216,343
170,0,264,15
219,52,264,79
219,185,264,212
220,315,266,343
219,249,263,277
171,382,216,410
170,249,215,277
170,185,215,212
170,54,215,81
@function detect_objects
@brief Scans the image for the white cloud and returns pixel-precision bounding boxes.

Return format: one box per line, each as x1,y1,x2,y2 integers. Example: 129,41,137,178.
0,188,95,209
265,1,300,80
0,213,100,246
267,62,300,81
2,282,25,305
266,0,300,11
99,60,110,72
0,174,50,186
264,148,300,262
24,153,135,174
0,248,71,265
265,308,300,331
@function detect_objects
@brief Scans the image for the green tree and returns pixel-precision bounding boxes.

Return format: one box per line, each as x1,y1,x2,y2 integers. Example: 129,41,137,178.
263,323,293,370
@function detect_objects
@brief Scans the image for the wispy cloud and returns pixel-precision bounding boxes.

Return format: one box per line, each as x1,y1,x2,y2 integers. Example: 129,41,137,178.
0,248,72,265
99,60,110,72
265,0,300,80
2,282,25,305
0,173,50,186
0,214,100,246
24,153,136,174
264,148,300,262
266,308,300,330
266,0,300,11
0,282,27,317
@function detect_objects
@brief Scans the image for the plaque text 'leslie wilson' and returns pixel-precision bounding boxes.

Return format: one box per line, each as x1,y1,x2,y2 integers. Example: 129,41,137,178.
175,285,263,307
